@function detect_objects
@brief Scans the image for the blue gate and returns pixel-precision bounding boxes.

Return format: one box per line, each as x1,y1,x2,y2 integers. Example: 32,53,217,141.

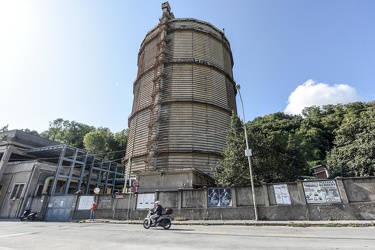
44,196,76,221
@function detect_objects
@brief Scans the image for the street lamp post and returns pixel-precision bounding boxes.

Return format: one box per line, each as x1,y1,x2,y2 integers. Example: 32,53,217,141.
236,84,258,221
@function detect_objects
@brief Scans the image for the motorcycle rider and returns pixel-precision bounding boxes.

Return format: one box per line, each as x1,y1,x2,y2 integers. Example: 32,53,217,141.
150,201,162,225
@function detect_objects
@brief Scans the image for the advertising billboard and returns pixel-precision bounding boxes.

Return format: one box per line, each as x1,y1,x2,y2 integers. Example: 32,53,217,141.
303,180,341,204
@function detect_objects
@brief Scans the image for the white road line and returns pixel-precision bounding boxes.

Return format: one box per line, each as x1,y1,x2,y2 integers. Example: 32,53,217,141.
0,232,35,238
270,234,316,237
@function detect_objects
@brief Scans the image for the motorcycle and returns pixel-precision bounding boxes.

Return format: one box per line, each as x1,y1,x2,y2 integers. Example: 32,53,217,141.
143,208,173,230
20,209,38,221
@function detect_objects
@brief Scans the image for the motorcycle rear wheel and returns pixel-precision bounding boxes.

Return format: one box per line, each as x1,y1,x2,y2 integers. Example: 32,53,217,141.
163,220,171,230
143,219,151,229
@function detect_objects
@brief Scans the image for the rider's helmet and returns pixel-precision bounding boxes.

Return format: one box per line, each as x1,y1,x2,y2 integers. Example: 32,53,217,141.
155,201,160,205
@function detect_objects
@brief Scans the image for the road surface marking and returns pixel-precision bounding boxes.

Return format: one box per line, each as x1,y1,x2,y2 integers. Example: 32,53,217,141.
270,234,316,237
0,232,35,238
179,231,317,238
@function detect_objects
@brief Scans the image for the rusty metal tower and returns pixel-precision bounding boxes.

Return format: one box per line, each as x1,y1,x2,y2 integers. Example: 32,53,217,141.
125,2,237,176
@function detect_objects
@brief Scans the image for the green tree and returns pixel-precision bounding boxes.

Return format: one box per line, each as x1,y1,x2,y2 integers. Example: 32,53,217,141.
326,102,375,177
213,112,309,185
297,104,344,167
41,118,95,148
40,118,128,163
248,112,308,183
83,128,127,162
212,112,248,186
109,129,128,162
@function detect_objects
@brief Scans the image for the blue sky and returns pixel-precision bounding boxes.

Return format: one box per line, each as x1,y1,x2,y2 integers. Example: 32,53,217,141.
1,0,374,133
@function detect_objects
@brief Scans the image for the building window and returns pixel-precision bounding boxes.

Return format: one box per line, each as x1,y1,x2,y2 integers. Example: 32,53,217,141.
10,184,25,199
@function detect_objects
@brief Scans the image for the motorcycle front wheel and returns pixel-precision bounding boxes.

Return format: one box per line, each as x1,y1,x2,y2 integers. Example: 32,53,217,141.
143,219,151,229
162,220,171,230
20,217,26,221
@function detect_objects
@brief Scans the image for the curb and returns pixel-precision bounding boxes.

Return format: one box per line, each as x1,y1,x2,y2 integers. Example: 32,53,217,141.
80,219,375,227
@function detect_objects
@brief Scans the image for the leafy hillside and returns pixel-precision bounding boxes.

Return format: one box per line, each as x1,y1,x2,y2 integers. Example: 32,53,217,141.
213,101,375,186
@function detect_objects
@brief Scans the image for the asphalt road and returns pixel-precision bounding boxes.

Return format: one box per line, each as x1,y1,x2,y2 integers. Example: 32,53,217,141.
0,221,374,250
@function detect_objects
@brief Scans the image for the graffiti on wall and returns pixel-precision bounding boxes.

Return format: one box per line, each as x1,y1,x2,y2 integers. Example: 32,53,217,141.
208,188,232,207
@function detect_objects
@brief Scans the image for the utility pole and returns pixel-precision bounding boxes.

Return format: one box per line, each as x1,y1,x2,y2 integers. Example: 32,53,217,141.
236,84,258,221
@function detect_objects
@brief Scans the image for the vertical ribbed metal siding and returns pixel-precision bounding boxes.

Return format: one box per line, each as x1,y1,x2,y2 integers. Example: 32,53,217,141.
192,65,210,102
208,38,224,70
136,71,154,111
193,32,210,62
223,47,233,79
133,111,149,155
161,102,229,157
226,78,236,111
170,64,193,100
126,16,236,175
142,36,158,73
173,31,193,58
210,70,227,109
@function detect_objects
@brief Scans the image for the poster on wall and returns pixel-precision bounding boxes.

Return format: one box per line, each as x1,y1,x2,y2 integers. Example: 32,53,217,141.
78,196,95,210
99,196,112,209
208,188,232,207
273,184,291,205
303,180,341,204
136,193,155,209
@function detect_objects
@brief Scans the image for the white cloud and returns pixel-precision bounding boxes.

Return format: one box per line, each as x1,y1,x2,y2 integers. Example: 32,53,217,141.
284,79,361,115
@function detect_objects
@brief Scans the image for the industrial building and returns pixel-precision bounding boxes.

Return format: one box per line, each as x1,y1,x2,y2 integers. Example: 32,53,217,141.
0,130,124,219
125,2,237,179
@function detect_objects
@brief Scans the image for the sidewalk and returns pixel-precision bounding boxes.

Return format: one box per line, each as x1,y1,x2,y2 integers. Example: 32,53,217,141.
86,219,375,227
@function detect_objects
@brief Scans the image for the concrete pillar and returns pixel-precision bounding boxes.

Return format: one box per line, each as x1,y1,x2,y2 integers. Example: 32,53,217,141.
112,195,118,219
154,190,160,202
39,194,50,220
0,145,14,182
231,186,237,208
132,193,137,210
202,187,208,209
262,184,270,207
177,189,182,209
296,180,307,205
335,177,349,204
127,192,136,220
70,193,81,221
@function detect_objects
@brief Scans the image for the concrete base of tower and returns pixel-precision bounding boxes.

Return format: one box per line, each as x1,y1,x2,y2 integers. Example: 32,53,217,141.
135,168,215,193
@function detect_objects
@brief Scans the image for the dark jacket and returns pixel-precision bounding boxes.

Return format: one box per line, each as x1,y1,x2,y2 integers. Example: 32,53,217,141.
153,204,162,216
